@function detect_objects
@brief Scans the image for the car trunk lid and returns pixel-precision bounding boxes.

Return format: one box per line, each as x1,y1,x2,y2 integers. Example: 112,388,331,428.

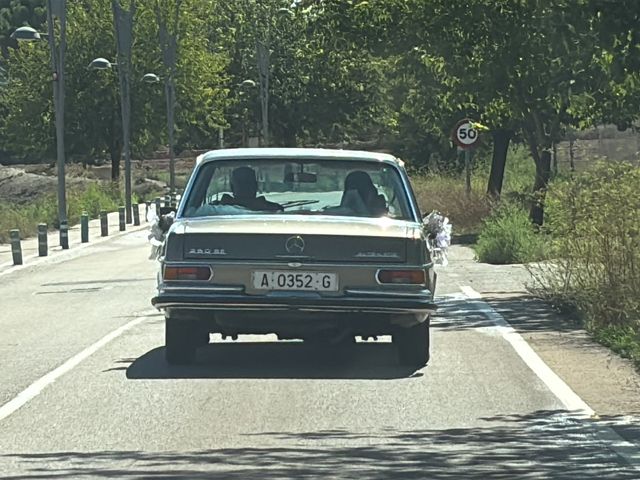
178,215,412,263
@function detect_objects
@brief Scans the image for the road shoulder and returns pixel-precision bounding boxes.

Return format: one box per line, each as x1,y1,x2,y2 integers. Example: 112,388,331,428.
444,245,640,418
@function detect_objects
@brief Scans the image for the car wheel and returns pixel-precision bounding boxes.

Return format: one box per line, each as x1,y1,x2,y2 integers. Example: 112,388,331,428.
165,317,197,365
393,317,430,367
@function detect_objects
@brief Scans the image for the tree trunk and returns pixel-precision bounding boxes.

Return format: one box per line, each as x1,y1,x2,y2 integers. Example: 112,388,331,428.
530,149,552,226
110,143,122,181
487,129,512,199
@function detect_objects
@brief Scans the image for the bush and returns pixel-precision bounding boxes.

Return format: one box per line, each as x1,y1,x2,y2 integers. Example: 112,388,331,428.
0,182,124,243
411,174,491,234
475,203,546,264
530,162,640,337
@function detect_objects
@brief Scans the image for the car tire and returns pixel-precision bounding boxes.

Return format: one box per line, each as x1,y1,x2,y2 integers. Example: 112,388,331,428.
394,316,430,367
165,317,197,365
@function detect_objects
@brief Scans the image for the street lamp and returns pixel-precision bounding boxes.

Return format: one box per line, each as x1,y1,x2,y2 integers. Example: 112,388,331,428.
141,70,177,189
254,6,294,147
10,0,69,249
89,0,135,224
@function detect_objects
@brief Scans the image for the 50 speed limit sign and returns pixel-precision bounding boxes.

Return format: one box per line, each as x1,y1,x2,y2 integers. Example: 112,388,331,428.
452,119,480,149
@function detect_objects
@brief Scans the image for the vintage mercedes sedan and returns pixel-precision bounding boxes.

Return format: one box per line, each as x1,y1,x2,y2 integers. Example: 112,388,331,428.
152,148,437,366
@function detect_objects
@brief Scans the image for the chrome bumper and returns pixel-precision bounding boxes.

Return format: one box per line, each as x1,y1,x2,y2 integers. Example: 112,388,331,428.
152,287,437,315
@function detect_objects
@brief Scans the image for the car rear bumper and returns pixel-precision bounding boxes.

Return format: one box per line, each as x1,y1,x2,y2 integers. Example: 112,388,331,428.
151,288,437,315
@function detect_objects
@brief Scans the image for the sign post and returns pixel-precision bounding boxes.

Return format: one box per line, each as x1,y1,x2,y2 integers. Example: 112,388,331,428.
452,119,480,199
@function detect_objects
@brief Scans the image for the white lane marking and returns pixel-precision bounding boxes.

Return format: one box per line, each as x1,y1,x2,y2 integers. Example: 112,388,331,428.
459,285,640,470
0,312,153,423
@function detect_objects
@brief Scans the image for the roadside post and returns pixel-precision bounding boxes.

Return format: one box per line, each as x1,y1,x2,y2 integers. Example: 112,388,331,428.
452,118,481,199
100,210,109,237
133,203,140,226
80,212,89,243
118,206,126,231
38,224,48,256
60,220,69,250
10,229,22,266
155,197,161,212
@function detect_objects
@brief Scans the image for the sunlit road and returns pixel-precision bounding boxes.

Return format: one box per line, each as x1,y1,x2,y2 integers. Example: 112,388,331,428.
0,230,638,478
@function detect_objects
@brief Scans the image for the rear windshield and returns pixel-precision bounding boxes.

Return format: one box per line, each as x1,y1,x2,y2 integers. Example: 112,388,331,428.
182,158,414,220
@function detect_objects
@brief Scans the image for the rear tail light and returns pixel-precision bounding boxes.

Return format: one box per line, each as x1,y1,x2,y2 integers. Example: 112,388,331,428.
163,265,212,281
377,269,425,285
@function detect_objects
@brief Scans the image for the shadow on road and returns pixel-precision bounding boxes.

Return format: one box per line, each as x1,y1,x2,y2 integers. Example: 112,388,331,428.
2,410,637,479
434,294,583,334
125,341,421,380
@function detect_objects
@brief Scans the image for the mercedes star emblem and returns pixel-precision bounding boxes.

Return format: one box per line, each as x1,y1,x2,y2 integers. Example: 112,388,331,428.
285,235,305,254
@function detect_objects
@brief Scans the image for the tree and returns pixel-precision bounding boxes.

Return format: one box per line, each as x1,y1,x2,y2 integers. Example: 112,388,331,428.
0,0,228,178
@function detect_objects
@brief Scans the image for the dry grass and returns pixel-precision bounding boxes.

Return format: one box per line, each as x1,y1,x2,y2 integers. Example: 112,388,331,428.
411,174,492,234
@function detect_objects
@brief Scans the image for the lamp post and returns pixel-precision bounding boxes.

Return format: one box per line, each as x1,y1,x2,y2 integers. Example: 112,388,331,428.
253,6,294,148
113,0,135,224
11,2,69,249
156,2,180,194
89,1,135,223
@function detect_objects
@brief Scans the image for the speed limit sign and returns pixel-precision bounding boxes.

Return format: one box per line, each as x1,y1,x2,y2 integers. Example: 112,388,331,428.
452,119,480,149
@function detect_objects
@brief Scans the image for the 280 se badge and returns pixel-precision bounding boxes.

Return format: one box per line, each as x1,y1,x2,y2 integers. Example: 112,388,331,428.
151,148,438,367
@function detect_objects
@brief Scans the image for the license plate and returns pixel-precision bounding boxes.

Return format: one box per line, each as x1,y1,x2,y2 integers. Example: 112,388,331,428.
253,271,338,291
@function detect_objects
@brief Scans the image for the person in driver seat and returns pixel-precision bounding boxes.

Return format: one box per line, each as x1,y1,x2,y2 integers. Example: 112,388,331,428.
219,166,283,212
341,170,388,217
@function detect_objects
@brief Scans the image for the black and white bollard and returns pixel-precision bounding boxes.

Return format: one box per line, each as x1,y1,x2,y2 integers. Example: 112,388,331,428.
100,211,109,237
59,220,69,250
38,223,48,257
10,229,22,266
118,206,126,231
133,204,140,226
81,212,89,243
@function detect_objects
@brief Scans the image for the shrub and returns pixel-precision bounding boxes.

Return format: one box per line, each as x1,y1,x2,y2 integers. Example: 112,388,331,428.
0,182,124,243
530,162,640,336
475,202,546,264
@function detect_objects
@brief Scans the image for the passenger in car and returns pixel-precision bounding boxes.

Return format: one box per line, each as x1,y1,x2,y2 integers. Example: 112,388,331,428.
342,171,388,217
218,166,283,212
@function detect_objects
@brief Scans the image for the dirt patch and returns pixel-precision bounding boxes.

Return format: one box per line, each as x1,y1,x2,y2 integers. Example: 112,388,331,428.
0,160,182,205
0,165,87,205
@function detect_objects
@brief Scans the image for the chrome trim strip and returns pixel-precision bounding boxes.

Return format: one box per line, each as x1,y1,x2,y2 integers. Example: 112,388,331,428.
344,289,432,298
155,302,436,314
160,286,243,293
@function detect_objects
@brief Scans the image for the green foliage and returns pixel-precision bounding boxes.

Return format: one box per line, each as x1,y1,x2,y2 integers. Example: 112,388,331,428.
530,162,640,331
592,325,640,371
0,0,46,58
68,182,122,219
2,0,640,194
0,0,228,167
475,203,546,264
0,181,122,243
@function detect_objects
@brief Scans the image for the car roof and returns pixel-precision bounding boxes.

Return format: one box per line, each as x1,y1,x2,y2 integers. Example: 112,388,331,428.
196,148,403,167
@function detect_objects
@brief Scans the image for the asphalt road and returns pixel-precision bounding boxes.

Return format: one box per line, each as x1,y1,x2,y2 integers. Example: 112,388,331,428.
0,230,638,478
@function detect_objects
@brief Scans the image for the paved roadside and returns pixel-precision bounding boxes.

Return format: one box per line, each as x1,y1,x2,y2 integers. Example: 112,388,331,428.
442,245,640,437
0,207,151,275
